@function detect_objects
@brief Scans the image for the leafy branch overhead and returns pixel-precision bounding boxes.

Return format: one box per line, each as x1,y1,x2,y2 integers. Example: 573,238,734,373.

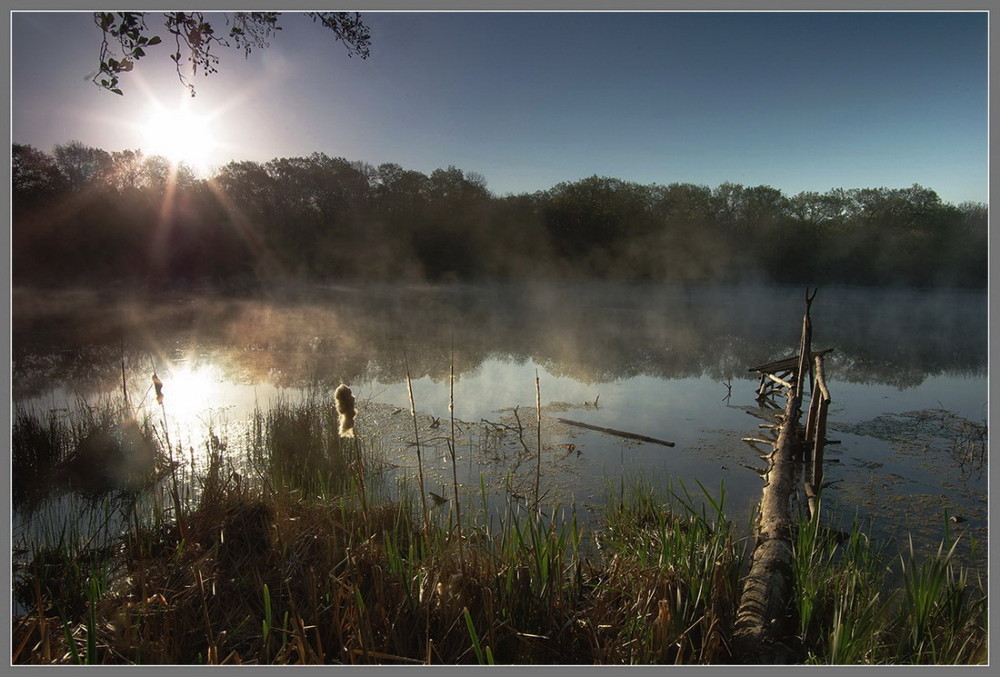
93,11,371,96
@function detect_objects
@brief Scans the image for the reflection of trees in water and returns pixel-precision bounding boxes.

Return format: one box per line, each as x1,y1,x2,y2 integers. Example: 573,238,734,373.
12,284,987,400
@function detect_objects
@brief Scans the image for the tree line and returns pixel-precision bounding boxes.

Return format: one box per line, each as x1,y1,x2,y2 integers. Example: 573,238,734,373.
12,141,988,289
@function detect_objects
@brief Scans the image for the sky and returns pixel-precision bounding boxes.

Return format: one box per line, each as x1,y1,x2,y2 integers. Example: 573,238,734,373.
10,10,989,204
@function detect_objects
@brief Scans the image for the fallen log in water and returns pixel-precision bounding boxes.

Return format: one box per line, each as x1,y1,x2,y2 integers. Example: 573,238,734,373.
554,418,675,447
731,386,801,663
732,289,818,664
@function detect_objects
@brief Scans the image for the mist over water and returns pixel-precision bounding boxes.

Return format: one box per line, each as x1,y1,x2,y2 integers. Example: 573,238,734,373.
12,282,988,570
12,282,987,397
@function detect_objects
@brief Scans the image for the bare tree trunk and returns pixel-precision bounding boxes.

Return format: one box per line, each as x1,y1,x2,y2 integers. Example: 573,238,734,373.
731,390,800,662
731,290,818,664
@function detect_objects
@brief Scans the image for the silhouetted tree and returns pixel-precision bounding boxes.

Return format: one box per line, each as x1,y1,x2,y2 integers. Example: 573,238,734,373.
92,11,371,96
12,144,66,204
414,166,492,279
53,141,113,191
10,142,988,289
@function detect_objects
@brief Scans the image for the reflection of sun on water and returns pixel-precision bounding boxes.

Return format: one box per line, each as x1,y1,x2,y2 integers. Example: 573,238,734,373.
154,363,226,426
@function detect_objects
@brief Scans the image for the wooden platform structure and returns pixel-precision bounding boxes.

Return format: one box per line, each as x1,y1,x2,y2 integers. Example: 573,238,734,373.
732,289,834,663
748,348,834,405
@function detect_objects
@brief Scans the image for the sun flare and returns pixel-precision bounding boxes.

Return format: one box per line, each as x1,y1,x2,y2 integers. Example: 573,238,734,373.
152,364,224,424
141,105,217,174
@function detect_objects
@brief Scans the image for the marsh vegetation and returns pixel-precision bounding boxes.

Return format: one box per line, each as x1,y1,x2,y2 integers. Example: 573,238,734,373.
11,391,987,664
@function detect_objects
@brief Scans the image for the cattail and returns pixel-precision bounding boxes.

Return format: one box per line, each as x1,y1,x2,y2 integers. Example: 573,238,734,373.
334,384,356,438
653,598,673,660
152,372,164,405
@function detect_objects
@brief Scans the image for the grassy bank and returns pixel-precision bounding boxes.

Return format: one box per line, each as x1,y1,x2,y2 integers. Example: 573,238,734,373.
11,397,987,665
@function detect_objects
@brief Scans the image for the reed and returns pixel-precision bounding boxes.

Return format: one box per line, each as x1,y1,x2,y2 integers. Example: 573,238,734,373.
791,508,888,663
403,354,430,535
12,409,68,512
152,373,188,541
599,476,743,663
447,342,465,570
790,505,987,665
533,370,541,508
891,534,987,663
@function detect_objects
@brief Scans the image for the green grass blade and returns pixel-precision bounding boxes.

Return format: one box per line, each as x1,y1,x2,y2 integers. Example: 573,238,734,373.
463,606,485,664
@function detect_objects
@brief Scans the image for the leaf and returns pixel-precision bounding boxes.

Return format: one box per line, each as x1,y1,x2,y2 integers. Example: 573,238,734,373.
147,35,162,46
463,607,485,664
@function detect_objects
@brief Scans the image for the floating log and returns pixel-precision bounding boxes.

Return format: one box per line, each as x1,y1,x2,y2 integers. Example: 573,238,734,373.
554,418,675,447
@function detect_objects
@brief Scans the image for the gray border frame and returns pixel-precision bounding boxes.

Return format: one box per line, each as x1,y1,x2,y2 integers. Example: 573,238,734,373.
4,1,993,674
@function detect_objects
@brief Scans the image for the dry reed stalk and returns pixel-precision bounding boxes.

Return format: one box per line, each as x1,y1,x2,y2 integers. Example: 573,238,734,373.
404,355,430,535
353,442,369,523
534,370,541,508
483,586,496,653
312,625,325,663
448,343,465,570
12,616,38,663
194,568,216,660
154,373,187,541
335,384,367,519
290,615,316,664
220,650,244,665
120,339,130,408
34,576,51,663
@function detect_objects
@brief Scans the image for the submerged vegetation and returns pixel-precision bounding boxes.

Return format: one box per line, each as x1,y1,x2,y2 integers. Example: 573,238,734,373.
12,142,988,290
11,394,987,665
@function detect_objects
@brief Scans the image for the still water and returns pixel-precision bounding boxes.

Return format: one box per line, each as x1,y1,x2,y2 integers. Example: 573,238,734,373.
11,283,988,568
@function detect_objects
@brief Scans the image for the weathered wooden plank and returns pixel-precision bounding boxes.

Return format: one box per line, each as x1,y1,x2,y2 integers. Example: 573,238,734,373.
748,348,834,375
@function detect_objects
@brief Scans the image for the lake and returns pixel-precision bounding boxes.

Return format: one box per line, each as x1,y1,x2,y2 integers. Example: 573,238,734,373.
11,282,988,574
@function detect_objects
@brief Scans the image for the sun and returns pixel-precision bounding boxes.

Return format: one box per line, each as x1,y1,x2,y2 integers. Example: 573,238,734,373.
141,104,217,174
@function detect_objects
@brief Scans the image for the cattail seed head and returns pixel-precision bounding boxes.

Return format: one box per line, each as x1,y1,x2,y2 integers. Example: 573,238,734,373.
653,598,673,659
334,384,356,438
152,373,164,405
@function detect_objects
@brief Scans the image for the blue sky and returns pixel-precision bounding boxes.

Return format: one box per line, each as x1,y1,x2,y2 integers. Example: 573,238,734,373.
11,10,989,204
